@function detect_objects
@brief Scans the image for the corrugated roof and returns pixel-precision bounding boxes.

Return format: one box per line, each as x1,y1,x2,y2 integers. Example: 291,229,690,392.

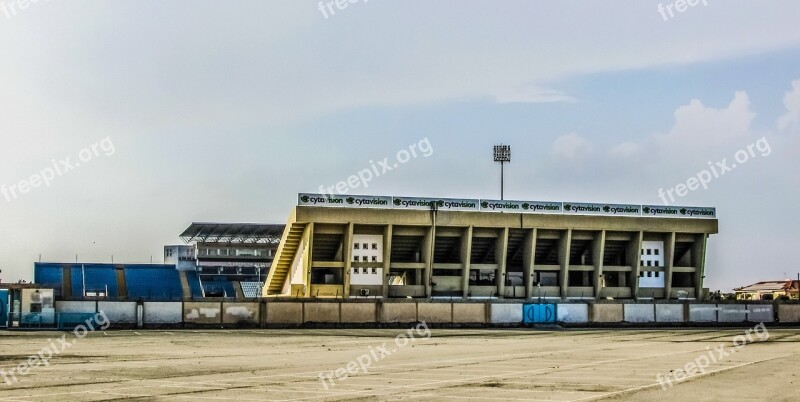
735,280,799,292
179,223,285,244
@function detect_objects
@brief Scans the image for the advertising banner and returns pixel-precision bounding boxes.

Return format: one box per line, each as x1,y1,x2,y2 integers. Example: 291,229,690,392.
480,200,562,213
641,205,715,218
391,197,480,211
298,193,392,208
297,194,715,219
563,202,641,216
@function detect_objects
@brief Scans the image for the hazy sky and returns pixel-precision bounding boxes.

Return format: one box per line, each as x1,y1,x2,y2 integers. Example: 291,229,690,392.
1,1,798,292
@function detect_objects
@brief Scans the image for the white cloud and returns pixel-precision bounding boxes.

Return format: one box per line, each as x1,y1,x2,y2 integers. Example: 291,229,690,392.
493,84,576,104
609,141,640,157
551,133,591,159
778,79,800,132
656,91,755,150
582,91,757,161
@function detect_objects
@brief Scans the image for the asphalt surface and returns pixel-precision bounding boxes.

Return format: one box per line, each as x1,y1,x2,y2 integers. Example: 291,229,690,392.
1,327,798,401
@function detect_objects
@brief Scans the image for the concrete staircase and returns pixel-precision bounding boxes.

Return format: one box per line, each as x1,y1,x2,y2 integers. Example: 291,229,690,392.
178,271,191,299
264,222,307,295
116,266,128,299
62,266,72,297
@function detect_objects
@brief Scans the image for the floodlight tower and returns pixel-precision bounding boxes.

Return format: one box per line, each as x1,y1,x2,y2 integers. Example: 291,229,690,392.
493,144,511,200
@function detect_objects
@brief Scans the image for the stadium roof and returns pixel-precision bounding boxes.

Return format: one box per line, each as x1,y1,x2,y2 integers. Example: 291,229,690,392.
734,280,799,292
180,223,285,244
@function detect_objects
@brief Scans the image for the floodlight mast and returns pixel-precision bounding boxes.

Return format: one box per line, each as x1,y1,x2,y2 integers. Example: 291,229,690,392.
493,144,511,200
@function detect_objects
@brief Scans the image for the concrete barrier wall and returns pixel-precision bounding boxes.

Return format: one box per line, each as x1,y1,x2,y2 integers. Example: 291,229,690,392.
143,302,182,324
746,305,773,323
490,304,522,324
689,304,717,322
341,303,377,323
223,302,259,325
624,304,655,323
304,303,340,323
266,303,303,324
380,303,417,323
184,302,222,324
42,301,796,327
98,301,137,324
778,305,800,323
718,305,747,323
55,301,96,313
417,303,452,323
452,303,485,324
557,304,588,323
592,304,623,323
655,304,684,323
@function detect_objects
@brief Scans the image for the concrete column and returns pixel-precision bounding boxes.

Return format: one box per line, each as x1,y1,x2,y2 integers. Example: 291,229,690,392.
342,223,354,299
693,233,708,300
382,225,392,299
629,231,643,300
664,232,676,300
592,230,606,300
461,226,473,299
523,228,537,299
303,223,314,298
423,226,434,298
558,229,572,299
497,227,509,298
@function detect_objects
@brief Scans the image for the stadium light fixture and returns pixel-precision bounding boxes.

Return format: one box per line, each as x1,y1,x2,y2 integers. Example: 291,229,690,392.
493,144,511,200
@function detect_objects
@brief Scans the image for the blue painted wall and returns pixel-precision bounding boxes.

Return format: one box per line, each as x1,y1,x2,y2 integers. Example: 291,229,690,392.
0,290,9,328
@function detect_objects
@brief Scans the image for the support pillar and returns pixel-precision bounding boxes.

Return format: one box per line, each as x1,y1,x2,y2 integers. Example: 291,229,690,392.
497,227,509,298
558,229,572,299
523,228,536,299
461,226,473,299
592,230,605,300
664,232,676,300
343,223,354,299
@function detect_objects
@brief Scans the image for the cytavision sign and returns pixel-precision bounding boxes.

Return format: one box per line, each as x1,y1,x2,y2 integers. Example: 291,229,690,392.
392,197,480,211
298,194,716,218
641,205,716,218
298,194,392,208
479,200,562,213
563,203,641,216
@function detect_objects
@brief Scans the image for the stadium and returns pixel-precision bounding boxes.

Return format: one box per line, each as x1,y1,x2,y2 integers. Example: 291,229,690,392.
2,193,799,332
2,194,799,401
2,191,796,330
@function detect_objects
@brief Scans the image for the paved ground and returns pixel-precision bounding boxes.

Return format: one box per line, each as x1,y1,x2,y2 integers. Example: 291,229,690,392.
1,327,799,401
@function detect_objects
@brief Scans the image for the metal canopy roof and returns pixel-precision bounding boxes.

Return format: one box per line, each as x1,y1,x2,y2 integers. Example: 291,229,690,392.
734,280,799,292
180,223,285,244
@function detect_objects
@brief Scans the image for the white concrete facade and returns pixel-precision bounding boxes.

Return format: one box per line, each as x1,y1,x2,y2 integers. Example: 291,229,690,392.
351,234,383,285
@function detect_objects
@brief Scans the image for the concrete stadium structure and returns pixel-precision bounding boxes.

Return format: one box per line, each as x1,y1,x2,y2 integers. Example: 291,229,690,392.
263,195,718,301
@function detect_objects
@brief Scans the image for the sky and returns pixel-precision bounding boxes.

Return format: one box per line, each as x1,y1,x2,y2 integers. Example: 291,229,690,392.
0,0,799,292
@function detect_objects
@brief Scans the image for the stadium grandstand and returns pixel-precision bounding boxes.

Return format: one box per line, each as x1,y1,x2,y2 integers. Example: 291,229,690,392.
263,194,718,300
178,222,283,298
33,223,284,301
